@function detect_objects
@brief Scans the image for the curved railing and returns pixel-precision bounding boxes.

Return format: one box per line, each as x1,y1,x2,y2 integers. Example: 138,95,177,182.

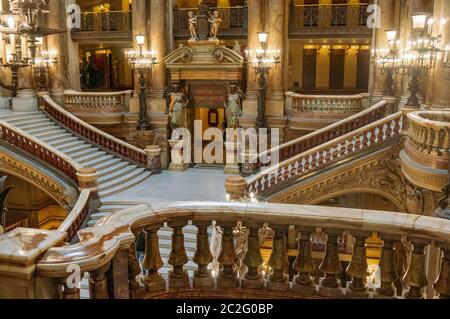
25,202,450,299
0,119,82,183
63,90,132,114
256,99,390,170
405,110,450,171
57,189,91,241
290,93,364,114
248,111,404,196
41,95,147,166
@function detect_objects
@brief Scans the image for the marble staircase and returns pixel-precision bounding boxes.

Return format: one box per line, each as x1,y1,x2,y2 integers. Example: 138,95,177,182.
0,111,152,199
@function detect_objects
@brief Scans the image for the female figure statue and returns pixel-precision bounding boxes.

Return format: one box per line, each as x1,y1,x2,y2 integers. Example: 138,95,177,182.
224,85,245,129
168,84,190,130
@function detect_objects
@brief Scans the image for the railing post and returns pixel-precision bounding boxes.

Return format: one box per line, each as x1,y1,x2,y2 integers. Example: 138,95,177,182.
224,176,246,201
89,262,111,299
285,92,294,113
403,240,429,299
385,97,398,115
346,232,369,298
267,225,289,291
168,220,189,289
127,242,142,298
145,145,162,174
375,236,399,298
434,245,450,299
193,221,214,289
319,231,344,298
142,223,166,293
292,228,316,295
76,167,100,211
217,221,239,289
242,222,264,289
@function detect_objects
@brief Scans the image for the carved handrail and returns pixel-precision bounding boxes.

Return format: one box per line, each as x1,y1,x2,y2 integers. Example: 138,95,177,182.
290,93,364,114
41,95,147,166
248,111,404,195
405,110,450,171
63,90,132,113
75,10,132,32
30,202,450,299
0,119,82,183
57,189,91,241
289,3,370,29
256,99,389,170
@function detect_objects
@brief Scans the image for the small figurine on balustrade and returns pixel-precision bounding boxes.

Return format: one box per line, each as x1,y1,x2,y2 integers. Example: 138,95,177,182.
208,10,222,40
188,11,198,40
168,84,190,131
224,84,245,129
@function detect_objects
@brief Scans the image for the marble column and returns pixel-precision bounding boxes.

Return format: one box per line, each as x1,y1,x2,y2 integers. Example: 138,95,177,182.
370,0,396,104
265,0,286,118
242,0,265,119
430,0,450,108
47,0,69,105
130,0,148,114
149,0,167,114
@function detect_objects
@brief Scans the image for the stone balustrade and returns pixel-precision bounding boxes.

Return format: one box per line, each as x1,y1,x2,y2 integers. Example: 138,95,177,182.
41,95,147,166
1,202,450,299
57,189,91,242
64,90,132,114
256,99,392,171
288,93,365,114
405,110,450,170
248,111,404,197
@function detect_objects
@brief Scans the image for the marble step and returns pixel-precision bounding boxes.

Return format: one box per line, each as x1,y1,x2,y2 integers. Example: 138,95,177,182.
40,132,74,143
98,171,151,198
80,154,115,168
97,165,139,184
16,121,55,131
31,128,66,138
57,140,87,152
75,151,108,164
97,167,147,192
64,144,94,156
94,158,124,172
97,162,132,178
47,136,81,147
0,112,43,122
70,148,102,160
6,116,48,126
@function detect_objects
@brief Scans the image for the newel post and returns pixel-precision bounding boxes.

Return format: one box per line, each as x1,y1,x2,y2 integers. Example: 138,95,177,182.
145,145,162,174
224,176,246,201
76,167,100,211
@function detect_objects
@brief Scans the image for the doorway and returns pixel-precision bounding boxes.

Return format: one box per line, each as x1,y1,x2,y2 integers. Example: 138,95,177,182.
329,48,346,90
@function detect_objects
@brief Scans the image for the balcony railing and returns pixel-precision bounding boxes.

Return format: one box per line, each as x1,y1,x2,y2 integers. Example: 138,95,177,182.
173,6,248,38
289,3,371,37
75,11,132,32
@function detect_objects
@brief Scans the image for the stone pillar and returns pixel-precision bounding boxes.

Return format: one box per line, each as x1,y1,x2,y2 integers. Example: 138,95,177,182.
265,0,286,119
149,0,168,116
243,0,265,118
130,0,148,114
370,0,396,104
224,176,246,201
76,167,100,211
47,0,69,105
145,145,162,174
431,0,450,108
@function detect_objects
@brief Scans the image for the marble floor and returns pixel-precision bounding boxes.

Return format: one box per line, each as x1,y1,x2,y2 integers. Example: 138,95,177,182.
103,167,232,204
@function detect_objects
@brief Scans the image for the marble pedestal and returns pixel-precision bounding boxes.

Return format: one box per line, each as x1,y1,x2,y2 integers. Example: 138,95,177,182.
144,276,166,293
168,270,190,289
168,139,189,172
193,273,215,289
0,97,11,109
12,90,38,112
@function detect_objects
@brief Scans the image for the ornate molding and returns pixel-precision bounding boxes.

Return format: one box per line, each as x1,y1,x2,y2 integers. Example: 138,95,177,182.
0,150,76,208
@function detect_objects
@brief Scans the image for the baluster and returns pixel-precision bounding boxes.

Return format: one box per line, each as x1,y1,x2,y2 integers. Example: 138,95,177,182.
242,222,264,289
192,221,214,289
292,229,316,295
434,245,450,299
89,262,111,299
425,127,434,153
346,232,369,298
217,221,238,288
375,236,398,298
432,128,441,154
59,277,81,299
142,223,166,292
267,225,289,291
168,220,189,289
403,240,428,299
128,241,142,297
319,231,344,298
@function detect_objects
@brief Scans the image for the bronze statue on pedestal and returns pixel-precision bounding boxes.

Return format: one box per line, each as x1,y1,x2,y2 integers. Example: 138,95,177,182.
224,84,245,129
168,84,190,131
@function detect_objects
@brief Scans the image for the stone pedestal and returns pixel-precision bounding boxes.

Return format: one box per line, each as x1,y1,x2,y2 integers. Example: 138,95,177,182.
168,139,189,172
224,141,240,175
240,149,258,177
145,276,166,293
318,278,345,298
291,282,317,295
241,276,265,290
145,145,162,174
0,97,11,109
76,167,100,210
193,273,215,289
224,176,246,201
384,97,398,114
12,89,38,112
168,270,190,289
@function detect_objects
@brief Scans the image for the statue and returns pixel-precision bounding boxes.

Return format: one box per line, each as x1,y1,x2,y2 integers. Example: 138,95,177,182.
168,84,190,131
224,85,245,129
208,10,222,39
188,11,198,40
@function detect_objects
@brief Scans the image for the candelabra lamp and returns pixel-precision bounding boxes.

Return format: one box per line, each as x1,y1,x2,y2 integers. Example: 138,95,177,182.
32,49,57,92
373,30,402,97
245,32,281,129
125,34,158,131
399,13,448,108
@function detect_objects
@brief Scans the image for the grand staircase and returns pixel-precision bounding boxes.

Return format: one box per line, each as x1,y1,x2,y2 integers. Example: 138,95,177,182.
0,110,151,201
